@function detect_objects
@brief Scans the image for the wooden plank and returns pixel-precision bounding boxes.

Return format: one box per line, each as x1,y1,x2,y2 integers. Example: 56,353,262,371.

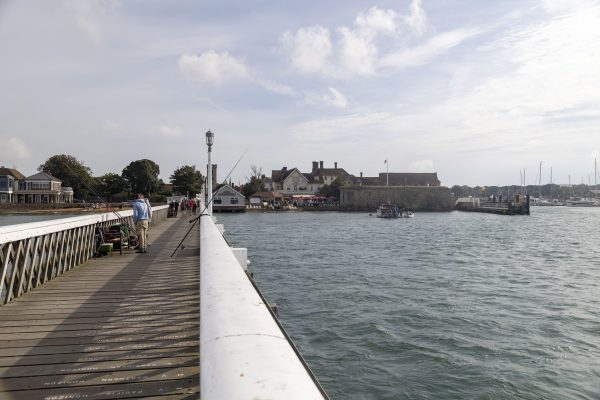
0,321,198,338
0,379,199,400
0,314,197,328
0,355,199,378
0,340,199,357
0,347,199,367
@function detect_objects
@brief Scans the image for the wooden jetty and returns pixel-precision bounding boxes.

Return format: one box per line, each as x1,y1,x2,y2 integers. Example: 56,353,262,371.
0,215,200,399
455,194,530,215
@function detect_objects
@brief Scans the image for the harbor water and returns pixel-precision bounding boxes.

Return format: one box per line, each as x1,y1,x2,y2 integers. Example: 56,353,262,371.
0,213,82,227
218,208,600,400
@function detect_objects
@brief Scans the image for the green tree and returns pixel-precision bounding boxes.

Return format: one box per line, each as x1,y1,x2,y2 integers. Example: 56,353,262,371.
328,177,348,199
241,165,265,197
94,173,129,201
170,165,203,196
122,159,160,196
38,154,93,199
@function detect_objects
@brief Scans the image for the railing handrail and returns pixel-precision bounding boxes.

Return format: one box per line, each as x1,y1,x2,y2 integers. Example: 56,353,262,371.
1,205,169,305
200,215,327,399
0,205,168,244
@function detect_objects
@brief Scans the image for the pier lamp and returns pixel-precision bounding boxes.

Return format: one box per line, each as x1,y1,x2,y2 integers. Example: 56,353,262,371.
206,130,214,215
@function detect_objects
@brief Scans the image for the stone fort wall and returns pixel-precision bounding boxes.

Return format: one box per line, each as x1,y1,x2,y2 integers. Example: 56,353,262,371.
340,186,453,211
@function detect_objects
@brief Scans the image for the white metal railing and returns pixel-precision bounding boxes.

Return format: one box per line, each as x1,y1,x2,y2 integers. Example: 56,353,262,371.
200,215,328,400
0,205,168,305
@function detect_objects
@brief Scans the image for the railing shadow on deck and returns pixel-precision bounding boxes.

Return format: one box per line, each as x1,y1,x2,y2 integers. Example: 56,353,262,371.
0,214,200,399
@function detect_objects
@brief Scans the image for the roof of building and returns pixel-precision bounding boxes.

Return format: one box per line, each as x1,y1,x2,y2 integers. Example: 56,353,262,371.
378,172,440,186
214,184,245,198
250,191,284,199
0,167,26,180
315,168,349,177
26,171,62,182
353,177,380,185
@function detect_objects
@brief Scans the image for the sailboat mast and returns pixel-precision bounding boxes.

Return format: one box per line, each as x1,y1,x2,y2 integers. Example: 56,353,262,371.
550,167,553,200
539,161,542,198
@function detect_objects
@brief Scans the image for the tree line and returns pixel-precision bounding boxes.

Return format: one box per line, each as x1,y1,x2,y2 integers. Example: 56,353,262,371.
38,154,203,202
450,184,599,200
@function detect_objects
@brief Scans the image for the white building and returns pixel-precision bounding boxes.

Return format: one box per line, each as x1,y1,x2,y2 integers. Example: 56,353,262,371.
212,184,246,213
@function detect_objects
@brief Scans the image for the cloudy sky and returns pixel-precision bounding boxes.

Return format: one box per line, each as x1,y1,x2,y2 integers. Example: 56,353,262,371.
1,0,600,187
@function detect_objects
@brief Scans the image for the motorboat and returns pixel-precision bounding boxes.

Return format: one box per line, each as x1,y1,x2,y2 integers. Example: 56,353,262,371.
376,203,400,218
565,197,598,207
402,210,414,218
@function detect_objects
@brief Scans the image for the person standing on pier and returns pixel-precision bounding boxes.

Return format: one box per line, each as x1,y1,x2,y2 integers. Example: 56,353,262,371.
133,193,151,253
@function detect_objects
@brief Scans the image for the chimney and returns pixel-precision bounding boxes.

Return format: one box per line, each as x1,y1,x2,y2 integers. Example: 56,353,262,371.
334,162,338,169
282,166,287,173
312,161,318,172
360,172,363,178
319,161,324,169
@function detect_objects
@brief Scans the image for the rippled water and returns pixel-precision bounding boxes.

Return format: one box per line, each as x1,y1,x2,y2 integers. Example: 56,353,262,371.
218,208,600,400
0,213,80,226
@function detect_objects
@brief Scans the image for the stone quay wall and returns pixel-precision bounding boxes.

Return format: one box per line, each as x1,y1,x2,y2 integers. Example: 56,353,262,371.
340,186,453,211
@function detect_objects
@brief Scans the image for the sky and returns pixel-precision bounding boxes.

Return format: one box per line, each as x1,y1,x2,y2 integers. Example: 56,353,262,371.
1,0,600,187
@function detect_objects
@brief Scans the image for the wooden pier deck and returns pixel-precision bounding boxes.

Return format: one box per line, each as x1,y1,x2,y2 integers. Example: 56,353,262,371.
0,214,200,399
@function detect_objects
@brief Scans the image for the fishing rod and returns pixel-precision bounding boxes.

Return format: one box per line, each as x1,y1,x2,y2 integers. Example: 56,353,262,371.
170,149,248,257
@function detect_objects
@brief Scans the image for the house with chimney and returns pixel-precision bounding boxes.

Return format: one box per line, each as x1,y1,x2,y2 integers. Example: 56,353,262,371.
0,167,74,204
271,161,352,195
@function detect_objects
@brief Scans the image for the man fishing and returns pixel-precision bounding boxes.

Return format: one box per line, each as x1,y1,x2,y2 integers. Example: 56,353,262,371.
133,193,152,253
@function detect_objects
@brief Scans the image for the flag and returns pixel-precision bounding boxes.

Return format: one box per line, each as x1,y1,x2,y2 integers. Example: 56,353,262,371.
384,159,387,164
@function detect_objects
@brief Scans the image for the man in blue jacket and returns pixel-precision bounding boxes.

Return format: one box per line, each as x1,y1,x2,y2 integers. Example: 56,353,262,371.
132,193,152,253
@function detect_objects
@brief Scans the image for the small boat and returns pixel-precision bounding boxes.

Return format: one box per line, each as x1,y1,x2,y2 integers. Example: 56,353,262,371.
565,197,598,207
402,210,414,218
376,203,401,218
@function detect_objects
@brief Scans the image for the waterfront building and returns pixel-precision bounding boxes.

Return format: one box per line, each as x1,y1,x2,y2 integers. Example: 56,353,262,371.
271,161,352,195
0,168,73,204
0,167,25,203
212,184,246,212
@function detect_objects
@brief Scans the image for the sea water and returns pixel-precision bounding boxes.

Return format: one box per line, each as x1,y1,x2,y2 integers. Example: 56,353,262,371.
217,207,600,400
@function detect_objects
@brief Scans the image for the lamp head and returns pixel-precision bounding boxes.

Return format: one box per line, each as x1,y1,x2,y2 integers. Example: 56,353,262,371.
205,130,214,146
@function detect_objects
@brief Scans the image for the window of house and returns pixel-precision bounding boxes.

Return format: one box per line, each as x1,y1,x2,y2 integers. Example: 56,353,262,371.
213,198,222,204
230,197,239,204
286,187,290,191
0,177,7,190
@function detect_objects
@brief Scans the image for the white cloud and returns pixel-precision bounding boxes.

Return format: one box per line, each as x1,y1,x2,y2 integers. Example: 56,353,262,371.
280,3,452,78
379,28,481,68
64,0,120,45
291,112,390,141
304,87,348,109
336,27,378,76
355,7,398,36
178,51,248,84
409,159,434,172
158,125,183,138
540,0,596,14
0,137,30,161
281,26,333,75
404,0,428,36
256,78,297,96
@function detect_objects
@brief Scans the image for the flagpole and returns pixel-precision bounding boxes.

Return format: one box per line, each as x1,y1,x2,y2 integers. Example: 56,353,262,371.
386,159,389,186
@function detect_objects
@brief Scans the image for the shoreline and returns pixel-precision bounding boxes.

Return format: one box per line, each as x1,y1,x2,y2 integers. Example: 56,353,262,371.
0,207,128,215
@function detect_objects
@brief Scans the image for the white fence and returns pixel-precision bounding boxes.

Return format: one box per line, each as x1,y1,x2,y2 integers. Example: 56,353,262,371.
200,215,328,399
0,205,168,305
